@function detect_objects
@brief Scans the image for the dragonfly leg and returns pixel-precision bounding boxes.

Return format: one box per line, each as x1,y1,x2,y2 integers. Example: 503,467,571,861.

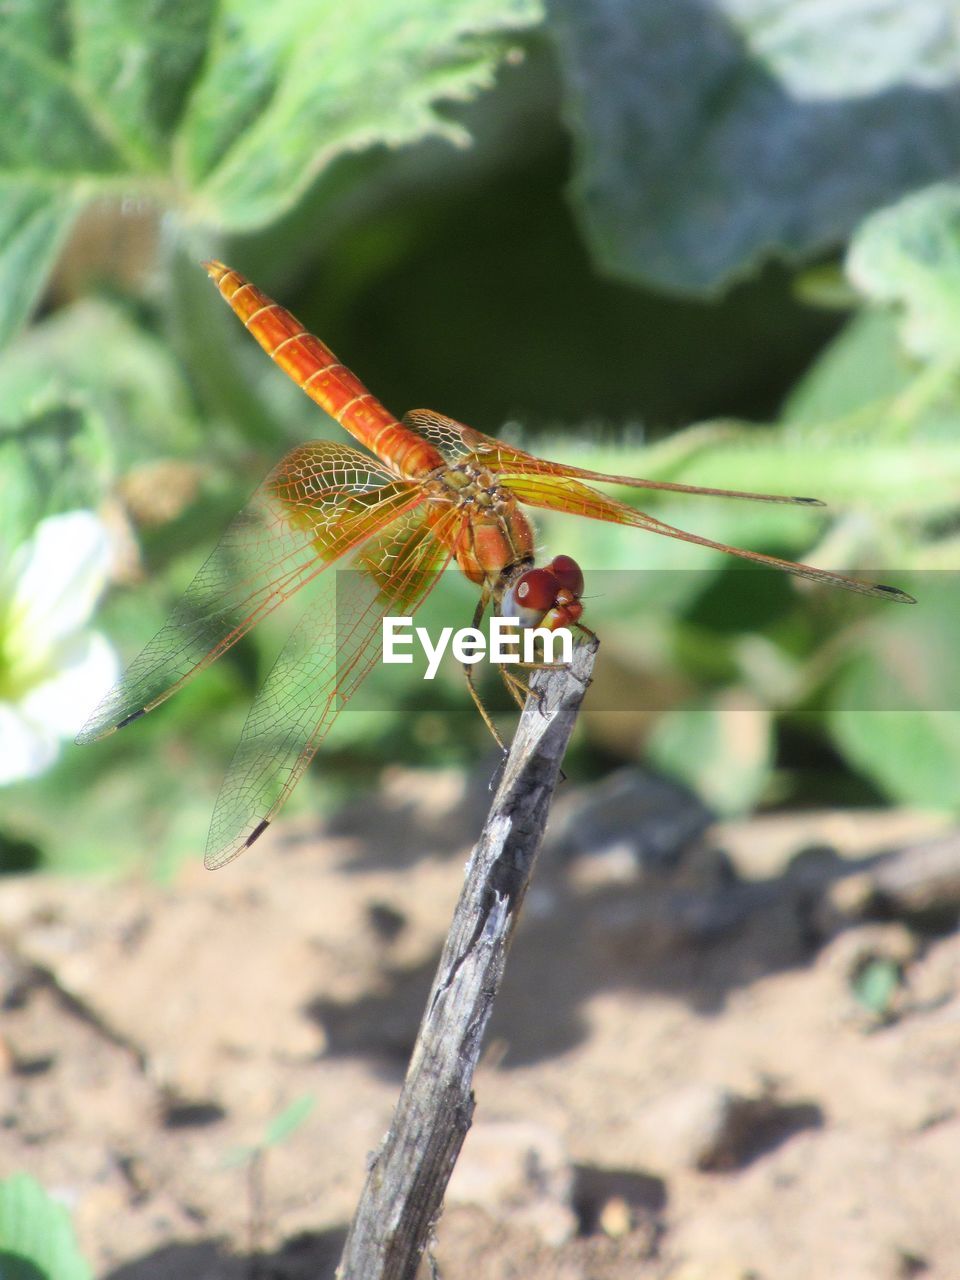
510,655,571,705
563,623,600,689
497,665,567,783
501,665,533,708
465,674,508,750
575,620,600,650
497,623,571,717
464,588,508,750
510,629,599,693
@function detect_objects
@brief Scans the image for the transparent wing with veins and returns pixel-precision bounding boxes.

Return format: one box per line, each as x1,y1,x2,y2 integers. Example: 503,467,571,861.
76,441,426,743
402,409,825,504
204,503,461,869
402,410,915,603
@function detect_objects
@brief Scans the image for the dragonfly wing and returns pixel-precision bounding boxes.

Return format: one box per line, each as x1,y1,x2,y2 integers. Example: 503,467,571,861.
401,409,485,465
76,442,425,742
204,504,462,869
408,417,826,507
505,473,914,603
488,432,834,506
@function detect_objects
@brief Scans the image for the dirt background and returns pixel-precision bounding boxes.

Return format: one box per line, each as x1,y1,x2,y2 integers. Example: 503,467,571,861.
2,765,959,1279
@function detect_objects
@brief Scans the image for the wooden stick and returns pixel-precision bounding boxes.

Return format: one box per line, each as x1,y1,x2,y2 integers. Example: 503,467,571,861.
336,639,598,1280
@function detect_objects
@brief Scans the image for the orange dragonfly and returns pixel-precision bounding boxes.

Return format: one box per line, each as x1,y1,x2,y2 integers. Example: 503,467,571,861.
77,262,914,869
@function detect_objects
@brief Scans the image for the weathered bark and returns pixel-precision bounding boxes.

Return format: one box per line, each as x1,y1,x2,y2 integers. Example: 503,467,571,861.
336,640,597,1280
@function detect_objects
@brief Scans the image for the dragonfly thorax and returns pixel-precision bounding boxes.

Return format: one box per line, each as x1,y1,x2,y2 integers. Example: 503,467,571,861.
437,461,508,500
424,464,535,585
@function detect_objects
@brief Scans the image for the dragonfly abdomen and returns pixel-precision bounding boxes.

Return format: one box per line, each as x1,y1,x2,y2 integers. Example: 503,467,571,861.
205,261,442,479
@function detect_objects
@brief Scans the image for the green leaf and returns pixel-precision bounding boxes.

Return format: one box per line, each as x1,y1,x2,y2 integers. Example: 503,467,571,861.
0,181,84,350
0,1173,92,1280
180,0,543,230
829,710,960,810
0,406,107,544
782,310,912,426
646,697,774,815
220,1095,316,1170
535,421,960,526
0,0,543,345
66,0,215,153
546,0,960,293
832,583,960,712
0,0,151,347
262,1094,315,1148
0,298,205,536
828,585,960,809
793,264,859,311
846,182,960,361
0,297,200,459
726,2,960,99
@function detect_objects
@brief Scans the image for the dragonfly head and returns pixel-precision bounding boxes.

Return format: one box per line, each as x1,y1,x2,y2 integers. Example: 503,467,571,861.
501,555,585,631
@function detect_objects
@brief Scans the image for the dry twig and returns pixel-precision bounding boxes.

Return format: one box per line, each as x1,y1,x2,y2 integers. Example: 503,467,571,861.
337,639,598,1280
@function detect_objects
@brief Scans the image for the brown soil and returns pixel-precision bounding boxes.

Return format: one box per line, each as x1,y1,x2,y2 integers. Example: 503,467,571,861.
1,766,958,1280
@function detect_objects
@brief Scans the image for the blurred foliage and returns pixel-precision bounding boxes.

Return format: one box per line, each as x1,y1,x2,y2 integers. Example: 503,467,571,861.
848,183,960,363
224,1093,317,1168
0,1173,92,1280
0,1,958,872
0,0,542,344
547,0,960,292
851,956,902,1021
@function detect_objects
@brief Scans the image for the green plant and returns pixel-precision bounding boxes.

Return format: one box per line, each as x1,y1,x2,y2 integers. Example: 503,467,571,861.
0,1173,92,1280
223,1094,316,1259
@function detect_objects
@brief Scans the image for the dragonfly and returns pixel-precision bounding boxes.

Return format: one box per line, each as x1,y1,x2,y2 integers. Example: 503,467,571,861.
77,261,914,870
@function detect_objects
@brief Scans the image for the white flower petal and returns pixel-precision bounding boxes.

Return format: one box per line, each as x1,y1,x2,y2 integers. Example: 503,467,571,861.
10,511,115,656
21,631,120,738
0,704,60,785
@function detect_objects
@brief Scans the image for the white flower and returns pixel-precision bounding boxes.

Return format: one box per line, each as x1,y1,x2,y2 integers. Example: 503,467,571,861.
0,511,119,785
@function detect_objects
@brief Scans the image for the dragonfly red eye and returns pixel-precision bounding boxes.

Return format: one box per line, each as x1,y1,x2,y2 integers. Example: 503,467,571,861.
545,555,584,597
514,568,559,612
503,559,588,630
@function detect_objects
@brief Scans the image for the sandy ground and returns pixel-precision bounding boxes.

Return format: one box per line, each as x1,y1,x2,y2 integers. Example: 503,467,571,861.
1,765,958,1279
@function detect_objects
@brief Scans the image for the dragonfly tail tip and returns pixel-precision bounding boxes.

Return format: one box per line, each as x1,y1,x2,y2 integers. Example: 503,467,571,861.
794,496,826,506
202,259,228,281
